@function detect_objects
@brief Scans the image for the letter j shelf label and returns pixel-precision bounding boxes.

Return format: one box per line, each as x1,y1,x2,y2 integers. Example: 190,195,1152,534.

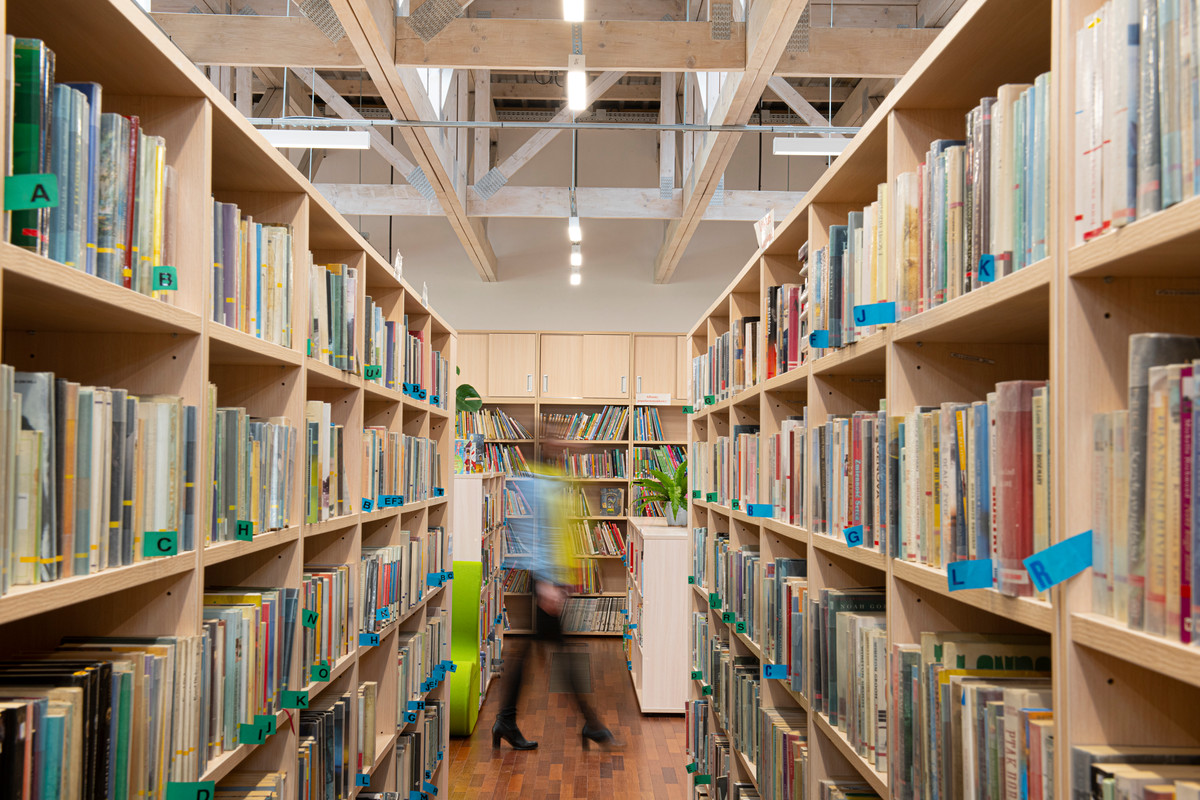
165,783,216,800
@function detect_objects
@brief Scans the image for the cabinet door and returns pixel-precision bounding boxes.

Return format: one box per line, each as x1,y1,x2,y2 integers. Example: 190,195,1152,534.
456,333,489,397
488,333,537,397
539,334,584,398
633,335,678,397
582,334,630,399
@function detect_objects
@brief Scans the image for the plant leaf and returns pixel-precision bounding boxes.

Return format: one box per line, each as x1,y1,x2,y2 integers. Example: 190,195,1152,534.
456,383,483,413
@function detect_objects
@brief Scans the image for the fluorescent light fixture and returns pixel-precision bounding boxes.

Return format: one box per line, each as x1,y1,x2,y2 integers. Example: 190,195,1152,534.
567,54,587,111
772,136,850,157
570,268,582,286
563,0,585,21
570,244,583,267
261,129,371,150
568,215,582,243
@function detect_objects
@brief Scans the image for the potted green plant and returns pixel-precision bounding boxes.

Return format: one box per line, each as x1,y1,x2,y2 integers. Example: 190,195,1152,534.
633,461,688,526
456,367,483,413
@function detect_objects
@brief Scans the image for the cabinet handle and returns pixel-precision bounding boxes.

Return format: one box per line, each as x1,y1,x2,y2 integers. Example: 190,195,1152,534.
543,375,549,393
621,376,627,394
637,376,642,393
527,374,533,393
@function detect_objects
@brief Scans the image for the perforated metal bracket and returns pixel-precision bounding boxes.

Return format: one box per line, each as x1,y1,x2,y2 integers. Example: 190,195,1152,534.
786,6,810,53
409,0,465,43
473,168,508,200
710,175,725,206
660,176,673,200
571,23,583,55
296,0,346,43
407,166,437,200
710,2,732,39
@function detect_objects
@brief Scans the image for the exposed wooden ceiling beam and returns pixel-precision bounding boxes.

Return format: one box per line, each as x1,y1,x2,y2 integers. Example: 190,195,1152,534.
396,19,746,71
654,0,811,283
316,182,806,222
776,27,938,77
467,0,686,20
326,0,499,281
152,12,364,68
766,75,846,134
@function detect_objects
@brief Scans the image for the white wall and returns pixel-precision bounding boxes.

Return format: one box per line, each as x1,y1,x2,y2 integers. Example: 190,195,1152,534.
311,121,827,332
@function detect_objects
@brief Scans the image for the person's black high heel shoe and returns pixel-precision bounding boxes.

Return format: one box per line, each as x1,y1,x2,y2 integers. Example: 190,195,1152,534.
492,720,537,750
581,722,621,749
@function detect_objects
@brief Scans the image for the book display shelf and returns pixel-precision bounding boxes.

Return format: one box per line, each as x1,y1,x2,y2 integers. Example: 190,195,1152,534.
624,517,689,714
448,471,506,734
0,0,457,796
457,330,688,636
685,0,1200,796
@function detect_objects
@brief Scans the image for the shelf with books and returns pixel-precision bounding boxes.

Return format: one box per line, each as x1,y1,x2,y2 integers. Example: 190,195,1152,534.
204,524,302,566
1068,193,1200,278
809,532,888,572
812,710,889,797
891,558,1054,632
809,329,890,378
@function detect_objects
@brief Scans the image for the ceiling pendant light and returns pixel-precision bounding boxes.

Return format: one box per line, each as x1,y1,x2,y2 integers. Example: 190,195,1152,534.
563,0,585,21
570,243,583,267
567,54,587,111
570,266,582,285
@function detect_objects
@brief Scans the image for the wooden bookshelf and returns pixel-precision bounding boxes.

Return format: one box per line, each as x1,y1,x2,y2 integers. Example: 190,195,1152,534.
684,0,1200,795
457,330,687,637
0,0,457,795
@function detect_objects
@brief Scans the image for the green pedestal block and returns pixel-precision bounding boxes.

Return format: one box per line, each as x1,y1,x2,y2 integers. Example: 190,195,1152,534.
449,559,485,735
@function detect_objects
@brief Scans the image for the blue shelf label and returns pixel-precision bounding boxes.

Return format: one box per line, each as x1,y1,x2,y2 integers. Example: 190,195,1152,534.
1023,531,1093,593
431,395,440,405
410,792,423,800
359,633,380,647
404,711,418,724
423,780,438,795
747,503,774,517
408,700,426,711
763,664,787,680
438,750,443,761
629,623,637,629
419,389,427,400
356,774,371,788
978,254,996,283
381,494,404,508
843,525,864,548
852,301,897,327
362,497,374,512
947,558,993,591
809,329,830,348
376,608,389,621
434,487,446,497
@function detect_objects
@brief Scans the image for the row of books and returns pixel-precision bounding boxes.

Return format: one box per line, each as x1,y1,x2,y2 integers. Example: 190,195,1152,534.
690,425,762,509
765,277,808,380
212,201,294,346
504,483,531,517
540,406,629,440
0,634,209,798
204,586,299,759
309,262,358,372
501,568,531,593
359,528,446,634
0,367,198,593
397,610,449,712
891,632,1051,800
484,443,530,476
1074,0,1200,244
455,408,532,440
1092,333,1200,642
561,596,623,632
299,688,355,800
362,427,402,508
303,565,353,672
760,706,808,800
569,520,625,556
633,444,686,478
357,680,379,773
576,560,602,593
1073,745,1200,799
403,435,442,504
690,316,760,408
552,449,628,479
8,38,177,300
363,294,402,392
632,406,671,441
395,701,444,796
208,391,295,543
428,348,451,412
305,401,350,523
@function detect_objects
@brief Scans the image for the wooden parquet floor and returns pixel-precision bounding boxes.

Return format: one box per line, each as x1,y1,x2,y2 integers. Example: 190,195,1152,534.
448,638,689,799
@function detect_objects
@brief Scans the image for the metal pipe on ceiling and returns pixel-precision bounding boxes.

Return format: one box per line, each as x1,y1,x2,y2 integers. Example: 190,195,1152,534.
245,115,860,136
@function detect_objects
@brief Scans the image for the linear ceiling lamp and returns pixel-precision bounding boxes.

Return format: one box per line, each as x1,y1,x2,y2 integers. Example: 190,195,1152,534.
260,128,370,150
570,243,583,266
567,54,587,112
563,0,585,21
772,136,850,157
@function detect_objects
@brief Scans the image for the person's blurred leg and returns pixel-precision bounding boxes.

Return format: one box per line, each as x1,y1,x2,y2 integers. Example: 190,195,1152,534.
493,628,537,749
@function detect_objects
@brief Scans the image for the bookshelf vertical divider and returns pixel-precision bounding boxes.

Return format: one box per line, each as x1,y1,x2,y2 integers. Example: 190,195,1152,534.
0,0,457,795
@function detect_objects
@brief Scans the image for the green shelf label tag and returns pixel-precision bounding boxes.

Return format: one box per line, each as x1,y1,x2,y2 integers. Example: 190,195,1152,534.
364,364,383,380
721,611,735,624
708,592,721,608
301,609,319,629
254,714,277,736
686,763,698,774
701,684,713,696
688,575,695,584
238,722,267,746
281,690,309,709
4,173,58,210
311,662,331,682
692,490,701,499
165,782,216,800
235,520,253,541
691,670,703,680
705,492,718,502
734,620,747,633
704,395,715,405
144,530,178,557
152,265,179,291
695,774,712,785
731,500,740,510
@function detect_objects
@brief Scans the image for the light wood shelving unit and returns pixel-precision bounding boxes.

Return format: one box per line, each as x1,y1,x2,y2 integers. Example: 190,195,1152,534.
624,517,689,714
684,0,1200,795
457,330,688,636
0,0,457,795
